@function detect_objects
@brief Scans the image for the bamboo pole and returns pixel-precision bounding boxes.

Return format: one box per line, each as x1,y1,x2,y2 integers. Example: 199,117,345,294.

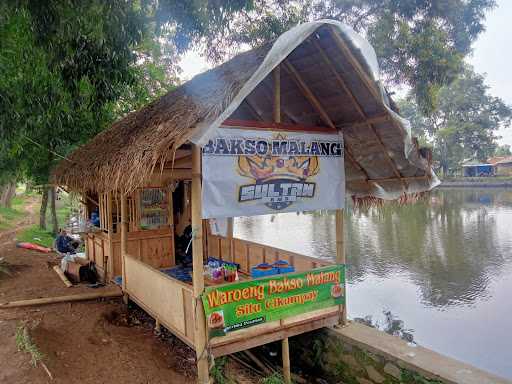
274,64,291,384
335,209,347,325
0,290,123,308
107,191,114,281
273,66,281,123
325,30,408,189
120,193,128,304
282,59,371,181
191,144,210,384
52,265,73,288
226,217,234,260
282,337,291,384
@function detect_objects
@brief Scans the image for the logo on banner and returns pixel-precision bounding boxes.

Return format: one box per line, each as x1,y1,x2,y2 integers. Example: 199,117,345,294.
237,134,320,210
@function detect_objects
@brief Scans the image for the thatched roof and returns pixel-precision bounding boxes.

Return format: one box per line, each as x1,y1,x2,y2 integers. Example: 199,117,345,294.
54,20,438,200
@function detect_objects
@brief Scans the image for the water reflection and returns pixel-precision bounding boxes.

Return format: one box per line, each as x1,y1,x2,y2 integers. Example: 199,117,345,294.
234,188,512,379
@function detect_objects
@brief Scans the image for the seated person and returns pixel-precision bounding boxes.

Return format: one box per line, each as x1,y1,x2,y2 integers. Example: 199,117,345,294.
56,229,79,254
90,211,100,227
175,225,193,266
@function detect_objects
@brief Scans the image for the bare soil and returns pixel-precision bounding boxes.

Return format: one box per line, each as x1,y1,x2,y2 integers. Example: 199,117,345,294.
0,199,259,383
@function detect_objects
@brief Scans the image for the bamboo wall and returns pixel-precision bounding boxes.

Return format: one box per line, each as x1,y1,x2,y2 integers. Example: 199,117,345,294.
124,254,195,347
207,234,333,272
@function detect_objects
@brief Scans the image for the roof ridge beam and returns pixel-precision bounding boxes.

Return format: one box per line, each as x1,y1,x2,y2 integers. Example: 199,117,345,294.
282,59,371,181
316,34,408,189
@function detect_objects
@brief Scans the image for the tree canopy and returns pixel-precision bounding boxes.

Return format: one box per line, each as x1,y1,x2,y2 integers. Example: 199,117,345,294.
398,67,512,175
155,0,496,113
0,1,177,228
0,0,507,222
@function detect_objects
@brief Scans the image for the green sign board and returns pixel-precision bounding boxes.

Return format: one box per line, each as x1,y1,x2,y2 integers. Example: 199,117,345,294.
201,264,345,337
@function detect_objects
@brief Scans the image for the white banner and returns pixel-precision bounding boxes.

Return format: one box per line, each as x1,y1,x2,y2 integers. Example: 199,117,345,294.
201,128,345,218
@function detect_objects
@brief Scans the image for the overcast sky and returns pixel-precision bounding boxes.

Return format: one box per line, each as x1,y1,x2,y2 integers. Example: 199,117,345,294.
179,1,512,146
469,0,512,146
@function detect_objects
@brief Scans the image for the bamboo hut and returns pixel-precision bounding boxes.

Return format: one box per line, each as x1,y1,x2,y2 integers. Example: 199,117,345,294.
54,20,438,383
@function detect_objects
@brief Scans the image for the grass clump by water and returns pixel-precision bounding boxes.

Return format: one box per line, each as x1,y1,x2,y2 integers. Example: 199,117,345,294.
211,357,235,384
260,373,285,384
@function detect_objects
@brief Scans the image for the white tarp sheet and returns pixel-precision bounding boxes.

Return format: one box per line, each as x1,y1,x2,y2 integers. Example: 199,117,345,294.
202,128,345,218
189,19,439,200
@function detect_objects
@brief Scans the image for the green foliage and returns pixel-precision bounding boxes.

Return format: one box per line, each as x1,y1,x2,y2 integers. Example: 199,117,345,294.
259,372,285,384
15,324,44,367
0,2,177,229
0,195,25,230
17,225,56,248
17,192,73,247
155,0,496,112
0,1,177,185
495,144,512,157
211,356,235,384
400,369,443,384
398,66,512,175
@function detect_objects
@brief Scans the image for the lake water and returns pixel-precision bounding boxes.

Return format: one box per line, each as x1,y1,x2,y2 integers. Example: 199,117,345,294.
234,188,512,380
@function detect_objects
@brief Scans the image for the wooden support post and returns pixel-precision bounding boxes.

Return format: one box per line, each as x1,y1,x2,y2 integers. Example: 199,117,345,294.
274,64,292,384
120,193,128,304
335,209,347,325
191,144,210,384
107,191,114,282
52,265,73,288
226,217,234,260
282,337,291,384
273,65,281,123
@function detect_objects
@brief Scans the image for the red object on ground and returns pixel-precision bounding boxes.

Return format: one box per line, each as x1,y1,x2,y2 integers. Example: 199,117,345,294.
16,242,52,253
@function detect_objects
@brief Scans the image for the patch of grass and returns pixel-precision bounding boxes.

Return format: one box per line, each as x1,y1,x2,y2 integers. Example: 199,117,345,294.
17,225,55,248
260,373,285,384
0,204,24,230
15,324,44,366
43,192,74,231
0,193,35,231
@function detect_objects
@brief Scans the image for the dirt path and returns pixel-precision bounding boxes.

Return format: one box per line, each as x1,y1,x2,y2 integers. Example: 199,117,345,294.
0,195,39,247
0,198,258,384
0,199,197,383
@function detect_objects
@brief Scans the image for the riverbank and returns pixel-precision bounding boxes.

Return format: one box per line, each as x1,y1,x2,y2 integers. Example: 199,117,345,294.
439,177,512,187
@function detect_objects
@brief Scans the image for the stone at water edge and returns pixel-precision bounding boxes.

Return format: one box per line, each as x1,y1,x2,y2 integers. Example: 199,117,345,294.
365,365,385,383
384,362,402,380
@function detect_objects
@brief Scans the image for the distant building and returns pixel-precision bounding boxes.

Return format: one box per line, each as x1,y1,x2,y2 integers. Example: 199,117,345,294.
495,157,512,176
461,159,494,177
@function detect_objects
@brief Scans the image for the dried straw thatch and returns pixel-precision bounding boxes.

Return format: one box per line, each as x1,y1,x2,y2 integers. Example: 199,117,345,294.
53,21,438,201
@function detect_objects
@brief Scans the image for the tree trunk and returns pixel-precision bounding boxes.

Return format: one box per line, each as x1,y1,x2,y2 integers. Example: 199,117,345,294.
40,188,49,230
49,186,58,235
0,182,16,208
25,181,34,194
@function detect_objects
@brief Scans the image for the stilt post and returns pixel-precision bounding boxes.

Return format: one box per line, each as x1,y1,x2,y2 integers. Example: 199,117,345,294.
335,209,347,324
273,64,291,383
120,193,129,304
107,191,114,282
226,217,234,260
191,144,210,384
282,337,291,384
273,65,281,123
